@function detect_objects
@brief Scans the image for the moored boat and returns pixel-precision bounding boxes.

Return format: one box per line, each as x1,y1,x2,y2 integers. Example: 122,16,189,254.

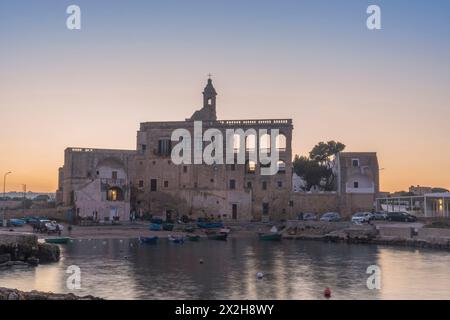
168,235,185,244
187,235,200,241
258,233,282,241
139,236,158,244
45,237,70,244
206,232,228,241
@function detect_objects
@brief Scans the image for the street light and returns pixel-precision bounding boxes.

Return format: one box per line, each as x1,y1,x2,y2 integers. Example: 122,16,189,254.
2,171,12,227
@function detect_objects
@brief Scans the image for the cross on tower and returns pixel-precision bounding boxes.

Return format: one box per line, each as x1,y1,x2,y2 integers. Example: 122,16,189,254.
207,73,213,79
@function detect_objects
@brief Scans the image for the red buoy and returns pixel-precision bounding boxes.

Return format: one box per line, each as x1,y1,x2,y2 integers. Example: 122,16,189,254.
324,287,331,298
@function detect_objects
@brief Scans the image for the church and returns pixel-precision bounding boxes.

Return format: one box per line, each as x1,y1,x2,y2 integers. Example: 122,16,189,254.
56,78,294,222
55,78,379,223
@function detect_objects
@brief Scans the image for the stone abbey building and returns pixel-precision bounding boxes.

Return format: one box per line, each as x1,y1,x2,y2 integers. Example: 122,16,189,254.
56,79,379,222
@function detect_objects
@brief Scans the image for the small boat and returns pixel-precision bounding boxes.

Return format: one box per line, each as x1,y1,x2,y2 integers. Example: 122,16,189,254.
207,232,228,241
162,223,174,231
45,237,70,244
139,236,158,244
258,233,282,241
149,223,162,231
187,235,200,241
168,235,184,244
197,222,224,229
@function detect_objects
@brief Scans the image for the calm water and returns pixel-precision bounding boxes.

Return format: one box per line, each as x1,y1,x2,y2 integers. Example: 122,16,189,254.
1,238,450,300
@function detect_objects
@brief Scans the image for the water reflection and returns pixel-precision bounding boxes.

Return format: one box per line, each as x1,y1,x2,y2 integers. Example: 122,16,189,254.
0,238,449,299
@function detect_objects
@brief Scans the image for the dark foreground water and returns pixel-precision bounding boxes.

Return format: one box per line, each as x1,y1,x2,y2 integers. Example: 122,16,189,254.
1,238,450,299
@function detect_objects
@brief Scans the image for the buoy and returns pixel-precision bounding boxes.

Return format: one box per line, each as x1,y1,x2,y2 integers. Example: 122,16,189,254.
324,287,331,298
256,272,264,279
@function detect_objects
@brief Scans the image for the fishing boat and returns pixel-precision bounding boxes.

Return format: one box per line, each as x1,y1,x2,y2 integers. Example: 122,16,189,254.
162,223,174,231
258,233,282,241
187,235,200,241
168,235,185,244
183,226,196,233
149,223,162,231
205,230,228,241
9,219,26,227
45,237,70,244
139,236,158,244
197,222,224,229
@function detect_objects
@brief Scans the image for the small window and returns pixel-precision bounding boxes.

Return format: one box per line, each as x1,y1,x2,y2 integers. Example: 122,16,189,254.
231,164,236,171
150,179,157,192
289,200,294,207
210,179,214,183
194,182,198,188
138,180,144,188
183,166,187,173
112,171,118,180
141,144,147,151
158,139,172,156
247,182,252,189
246,161,256,174
164,181,169,188
229,179,236,190
354,181,359,188
262,181,267,190
277,181,283,188
352,159,360,167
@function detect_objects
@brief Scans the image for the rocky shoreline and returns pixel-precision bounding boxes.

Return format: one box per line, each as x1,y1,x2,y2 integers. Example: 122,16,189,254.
282,221,450,250
0,287,101,300
0,233,60,268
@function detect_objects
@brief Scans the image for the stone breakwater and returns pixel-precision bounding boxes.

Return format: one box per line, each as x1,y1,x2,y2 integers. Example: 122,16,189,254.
283,221,450,250
0,232,60,267
0,287,101,300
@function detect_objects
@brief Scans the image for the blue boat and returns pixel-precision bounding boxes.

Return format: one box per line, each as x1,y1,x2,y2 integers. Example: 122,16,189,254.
139,236,158,244
197,222,224,229
9,219,26,227
168,235,185,244
149,223,162,231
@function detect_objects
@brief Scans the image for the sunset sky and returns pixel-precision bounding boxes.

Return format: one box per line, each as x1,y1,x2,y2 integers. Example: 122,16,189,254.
1,0,449,193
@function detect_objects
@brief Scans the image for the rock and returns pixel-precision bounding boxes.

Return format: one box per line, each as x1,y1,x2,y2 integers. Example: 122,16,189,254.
27,257,39,266
37,243,60,263
0,253,11,264
0,287,102,300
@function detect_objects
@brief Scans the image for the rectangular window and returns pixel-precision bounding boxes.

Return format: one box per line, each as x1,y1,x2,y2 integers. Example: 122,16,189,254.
158,139,172,156
164,181,169,188
141,144,147,151
247,182,252,189
352,159,360,167
183,166,187,173
138,180,144,188
289,200,294,207
277,181,283,188
112,171,117,180
229,179,236,190
231,164,236,171
232,204,237,220
262,181,267,190
354,181,359,188
150,179,157,192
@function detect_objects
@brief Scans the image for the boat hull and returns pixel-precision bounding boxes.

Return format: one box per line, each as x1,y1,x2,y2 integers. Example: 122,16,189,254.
258,233,282,241
45,237,70,244
140,236,158,244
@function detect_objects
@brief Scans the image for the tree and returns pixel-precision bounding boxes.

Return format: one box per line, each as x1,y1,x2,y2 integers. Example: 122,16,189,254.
431,187,449,193
294,141,346,191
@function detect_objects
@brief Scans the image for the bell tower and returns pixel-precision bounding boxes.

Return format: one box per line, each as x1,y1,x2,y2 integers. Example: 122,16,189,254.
190,76,218,121
203,76,217,112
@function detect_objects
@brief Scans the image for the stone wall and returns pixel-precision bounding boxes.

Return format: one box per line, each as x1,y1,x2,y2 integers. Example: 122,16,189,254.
0,287,101,300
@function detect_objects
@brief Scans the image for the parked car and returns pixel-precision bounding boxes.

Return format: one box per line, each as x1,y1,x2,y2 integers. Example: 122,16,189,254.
371,211,388,220
351,212,372,224
386,212,417,222
320,212,341,222
297,212,317,221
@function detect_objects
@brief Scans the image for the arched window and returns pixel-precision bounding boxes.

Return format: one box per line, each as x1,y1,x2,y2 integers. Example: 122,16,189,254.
260,134,271,152
277,160,286,174
246,160,256,174
233,134,241,153
107,187,124,201
276,134,286,151
245,134,256,152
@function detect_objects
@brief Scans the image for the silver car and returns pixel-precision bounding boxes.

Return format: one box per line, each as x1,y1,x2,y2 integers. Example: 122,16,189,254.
320,212,341,222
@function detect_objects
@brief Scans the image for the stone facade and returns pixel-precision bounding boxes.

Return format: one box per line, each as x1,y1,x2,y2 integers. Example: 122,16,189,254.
57,79,379,222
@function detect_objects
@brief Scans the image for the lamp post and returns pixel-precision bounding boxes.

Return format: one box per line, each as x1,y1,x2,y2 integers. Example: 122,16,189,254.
2,171,12,227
